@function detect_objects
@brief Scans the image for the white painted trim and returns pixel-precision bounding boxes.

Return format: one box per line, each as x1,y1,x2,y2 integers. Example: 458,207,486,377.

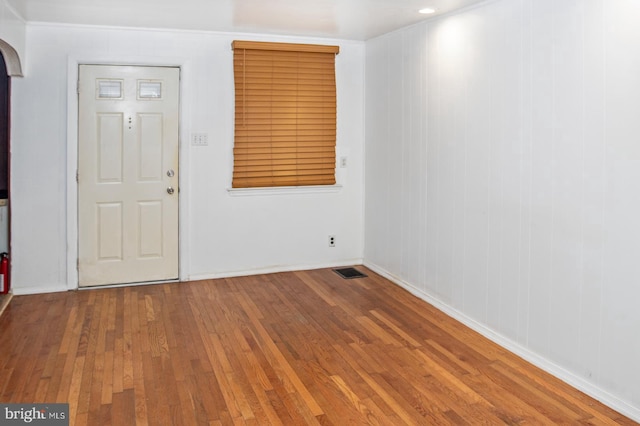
66,55,193,290
188,259,363,281
12,279,180,295
66,59,79,291
26,21,366,48
363,261,640,423
78,279,180,291
0,39,23,76
227,185,343,197
12,284,68,296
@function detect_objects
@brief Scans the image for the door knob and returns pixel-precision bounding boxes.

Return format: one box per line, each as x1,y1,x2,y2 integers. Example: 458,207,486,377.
167,169,175,177
167,187,175,195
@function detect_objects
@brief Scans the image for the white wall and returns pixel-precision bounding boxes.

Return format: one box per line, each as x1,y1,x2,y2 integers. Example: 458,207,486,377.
365,0,640,420
10,24,364,294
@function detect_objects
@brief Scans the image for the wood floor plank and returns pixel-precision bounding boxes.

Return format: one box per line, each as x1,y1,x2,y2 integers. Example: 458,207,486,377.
0,294,11,319
67,354,85,422
0,267,636,425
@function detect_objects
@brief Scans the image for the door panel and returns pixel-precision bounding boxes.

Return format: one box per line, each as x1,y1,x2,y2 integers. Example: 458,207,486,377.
98,202,123,260
97,113,124,182
78,65,179,287
138,201,163,257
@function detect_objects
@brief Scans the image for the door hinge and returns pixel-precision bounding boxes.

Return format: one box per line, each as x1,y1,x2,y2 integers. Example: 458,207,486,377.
76,170,79,183
77,80,80,94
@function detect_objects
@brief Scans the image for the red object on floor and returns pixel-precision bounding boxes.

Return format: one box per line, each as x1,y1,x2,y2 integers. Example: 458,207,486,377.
0,252,8,294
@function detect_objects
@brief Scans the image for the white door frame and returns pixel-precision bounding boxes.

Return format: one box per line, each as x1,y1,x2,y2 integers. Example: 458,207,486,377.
66,55,192,290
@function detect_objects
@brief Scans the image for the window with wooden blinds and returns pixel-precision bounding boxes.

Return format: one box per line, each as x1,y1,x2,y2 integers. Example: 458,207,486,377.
232,41,340,188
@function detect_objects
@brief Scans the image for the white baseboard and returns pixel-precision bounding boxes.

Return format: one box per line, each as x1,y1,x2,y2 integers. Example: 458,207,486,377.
187,259,365,281
11,260,365,295
363,261,640,423
11,284,69,296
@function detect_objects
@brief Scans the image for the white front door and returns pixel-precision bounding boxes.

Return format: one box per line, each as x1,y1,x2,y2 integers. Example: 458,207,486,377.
78,65,180,287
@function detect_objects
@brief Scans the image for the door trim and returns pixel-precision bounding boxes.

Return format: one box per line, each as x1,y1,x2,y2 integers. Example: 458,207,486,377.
66,55,192,290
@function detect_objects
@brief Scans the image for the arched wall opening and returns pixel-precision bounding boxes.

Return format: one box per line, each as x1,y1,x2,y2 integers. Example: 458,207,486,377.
0,39,23,77
0,37,22,295
0,52,9,199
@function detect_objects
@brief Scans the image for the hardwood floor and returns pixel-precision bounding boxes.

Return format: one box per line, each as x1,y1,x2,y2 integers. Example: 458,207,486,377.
0,293,10,317
0,268,635,425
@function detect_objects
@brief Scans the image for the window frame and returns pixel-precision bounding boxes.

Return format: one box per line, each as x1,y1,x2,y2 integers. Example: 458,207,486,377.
231,40,340,189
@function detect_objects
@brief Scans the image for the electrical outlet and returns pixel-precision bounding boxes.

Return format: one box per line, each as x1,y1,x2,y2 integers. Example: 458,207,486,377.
329,235,336,247
340,156,348,168
191,133,209,146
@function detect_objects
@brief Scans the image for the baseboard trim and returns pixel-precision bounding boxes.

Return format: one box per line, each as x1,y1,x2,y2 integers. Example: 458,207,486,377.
363,261,640,423
12,284,69,296
11,261,366,295
188,259,365,282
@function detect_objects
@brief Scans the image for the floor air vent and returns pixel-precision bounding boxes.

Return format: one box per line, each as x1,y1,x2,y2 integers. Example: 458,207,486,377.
333,267,368,279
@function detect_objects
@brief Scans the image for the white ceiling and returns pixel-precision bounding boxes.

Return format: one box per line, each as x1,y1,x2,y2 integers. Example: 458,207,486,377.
7,0,487,41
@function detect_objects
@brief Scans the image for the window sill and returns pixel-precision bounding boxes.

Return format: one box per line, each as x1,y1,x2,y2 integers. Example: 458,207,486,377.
227,185,343,197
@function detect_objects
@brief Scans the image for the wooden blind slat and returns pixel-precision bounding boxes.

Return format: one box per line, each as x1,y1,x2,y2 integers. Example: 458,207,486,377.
232,40,338,188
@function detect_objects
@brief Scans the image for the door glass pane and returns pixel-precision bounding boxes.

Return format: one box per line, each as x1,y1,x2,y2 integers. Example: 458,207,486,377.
97,80,123,99
138,81,162,99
